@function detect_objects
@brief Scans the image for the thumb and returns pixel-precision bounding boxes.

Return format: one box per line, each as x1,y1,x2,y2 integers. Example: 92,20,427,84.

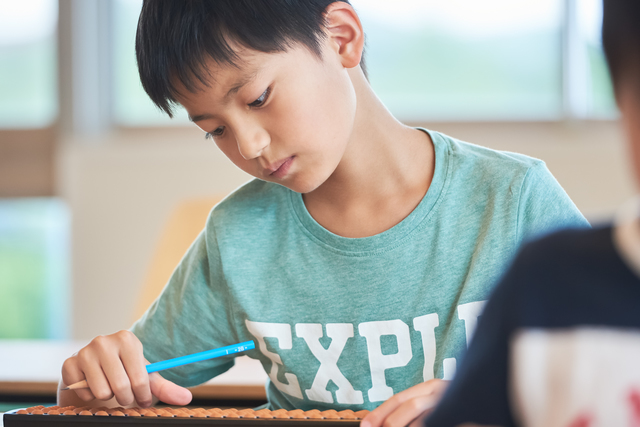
149,372,193,406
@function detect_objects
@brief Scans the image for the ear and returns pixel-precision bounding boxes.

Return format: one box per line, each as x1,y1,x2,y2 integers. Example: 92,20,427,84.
323,2,365,69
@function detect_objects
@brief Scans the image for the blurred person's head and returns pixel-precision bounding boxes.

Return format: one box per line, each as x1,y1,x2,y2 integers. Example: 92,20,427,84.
602,0,640,184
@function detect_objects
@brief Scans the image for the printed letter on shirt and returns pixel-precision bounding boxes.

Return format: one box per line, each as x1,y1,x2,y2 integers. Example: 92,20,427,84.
295,323,364,405
457,301,487,346
245,320,303,399
358,319,413,402
413,313,439,381
442,358,456,380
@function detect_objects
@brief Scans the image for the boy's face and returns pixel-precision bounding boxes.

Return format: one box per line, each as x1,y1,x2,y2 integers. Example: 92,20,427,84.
176,41,358,194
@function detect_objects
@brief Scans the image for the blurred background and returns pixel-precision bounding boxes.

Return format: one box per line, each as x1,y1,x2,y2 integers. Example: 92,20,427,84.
0,0,634,341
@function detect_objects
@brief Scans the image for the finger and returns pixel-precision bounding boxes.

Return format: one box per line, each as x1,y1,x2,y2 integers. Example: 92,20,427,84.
149,372,193,406
99,352,135,407
380,394,439,427
407,410,433,427
61,356,96,402
121,354,152,408
76,348,117,402
362,380,445,427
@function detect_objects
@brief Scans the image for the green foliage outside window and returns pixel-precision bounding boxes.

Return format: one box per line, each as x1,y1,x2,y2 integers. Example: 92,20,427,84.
0,199,69,339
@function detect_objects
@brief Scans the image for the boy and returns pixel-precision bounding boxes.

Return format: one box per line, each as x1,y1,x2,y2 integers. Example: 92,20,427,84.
425,1,640,426
58,1,588,424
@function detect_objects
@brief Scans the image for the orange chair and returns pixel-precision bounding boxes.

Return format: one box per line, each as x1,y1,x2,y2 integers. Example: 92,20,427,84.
133,197,224,322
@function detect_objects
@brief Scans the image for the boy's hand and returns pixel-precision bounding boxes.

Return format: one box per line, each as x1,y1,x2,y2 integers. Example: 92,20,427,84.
361,379,448,427
60,330,192,407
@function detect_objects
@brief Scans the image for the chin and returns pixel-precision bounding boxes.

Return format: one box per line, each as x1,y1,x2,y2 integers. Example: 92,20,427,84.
286,182,320,194
283,175,326,194
265,165,334,194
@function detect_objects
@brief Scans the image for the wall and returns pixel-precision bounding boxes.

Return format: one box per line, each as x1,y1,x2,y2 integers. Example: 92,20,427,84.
58,121,636,339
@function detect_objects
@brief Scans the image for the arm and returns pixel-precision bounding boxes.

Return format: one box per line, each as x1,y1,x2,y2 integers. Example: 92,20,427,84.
128,228,237,388
59,220,240,408
361,379,449,427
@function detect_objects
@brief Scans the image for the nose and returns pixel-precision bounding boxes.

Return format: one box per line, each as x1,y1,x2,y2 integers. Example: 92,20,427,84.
235,126,270,160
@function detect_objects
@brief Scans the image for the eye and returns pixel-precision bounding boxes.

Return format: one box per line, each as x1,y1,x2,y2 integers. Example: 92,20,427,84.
205,127,225,139
248,87,271,108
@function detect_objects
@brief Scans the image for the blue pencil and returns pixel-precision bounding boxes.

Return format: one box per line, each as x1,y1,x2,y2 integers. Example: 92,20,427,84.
63,340,255,390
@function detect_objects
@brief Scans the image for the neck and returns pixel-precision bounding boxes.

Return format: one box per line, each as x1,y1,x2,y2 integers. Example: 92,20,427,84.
303,67,435,237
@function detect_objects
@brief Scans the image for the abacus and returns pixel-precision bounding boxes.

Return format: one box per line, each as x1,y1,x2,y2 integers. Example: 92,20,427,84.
3,405,369,427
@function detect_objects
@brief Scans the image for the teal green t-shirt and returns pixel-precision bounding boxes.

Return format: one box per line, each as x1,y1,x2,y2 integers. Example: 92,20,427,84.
131,129,589,411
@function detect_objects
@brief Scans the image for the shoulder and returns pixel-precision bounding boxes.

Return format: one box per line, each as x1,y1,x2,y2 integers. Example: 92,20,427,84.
427,129,566,210
213,179,285,213
496,224,640,329
504,225,623,299
430,129,544,173
519,226,614,266
427,129,549,199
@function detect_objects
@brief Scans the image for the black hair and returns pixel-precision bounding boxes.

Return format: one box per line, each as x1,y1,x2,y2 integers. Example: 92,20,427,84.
136,0,367,118
602,0,640,97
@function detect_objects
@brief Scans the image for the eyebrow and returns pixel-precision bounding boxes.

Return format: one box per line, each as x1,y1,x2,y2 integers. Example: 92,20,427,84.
188,68,260,123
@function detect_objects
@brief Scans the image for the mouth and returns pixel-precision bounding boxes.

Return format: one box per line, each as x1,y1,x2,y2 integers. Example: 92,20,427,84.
267,156,295,179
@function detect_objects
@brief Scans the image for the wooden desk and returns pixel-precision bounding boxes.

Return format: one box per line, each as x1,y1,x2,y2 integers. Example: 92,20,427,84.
0,340,268,403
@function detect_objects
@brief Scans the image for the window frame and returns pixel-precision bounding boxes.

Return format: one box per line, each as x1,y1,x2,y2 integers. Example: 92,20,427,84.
109,0,615,131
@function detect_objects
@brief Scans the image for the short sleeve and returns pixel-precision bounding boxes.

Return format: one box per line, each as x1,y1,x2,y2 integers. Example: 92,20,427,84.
516,162,590,244
426,253,522,427
130,221,239,387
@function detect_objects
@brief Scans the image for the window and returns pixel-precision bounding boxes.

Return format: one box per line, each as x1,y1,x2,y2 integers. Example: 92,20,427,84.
0,0,58,128
354,0,563,121
0,199,70,339
110,0,616,126
577,0,616,118
112,0,188,126
0,0,58,196
0,1,68,339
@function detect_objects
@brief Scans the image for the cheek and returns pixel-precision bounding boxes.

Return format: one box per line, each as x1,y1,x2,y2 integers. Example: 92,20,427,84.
274,68,356,155
315,69,358,149
214,138,257,176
